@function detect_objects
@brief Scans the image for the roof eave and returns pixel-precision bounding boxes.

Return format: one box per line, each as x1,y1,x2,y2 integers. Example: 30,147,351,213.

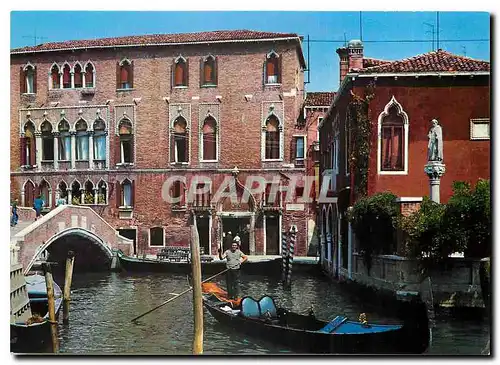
318,75,354,130
356,71,490,77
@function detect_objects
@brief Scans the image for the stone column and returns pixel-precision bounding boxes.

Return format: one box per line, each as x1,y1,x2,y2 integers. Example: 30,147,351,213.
34,132,42,171
48,188,52,208
70,131,76,170
59,72,63,89
53,132,59,170
94,188,98,205
319,233,325,263
326,232,332,264
249,213,256,255
82,71,86,88
208,214,213,255
67,188,72,205
21,189,25,207
70,71,75,89
424,161,446,203
347,221,353,279
88,131,94,170
80,188,85,205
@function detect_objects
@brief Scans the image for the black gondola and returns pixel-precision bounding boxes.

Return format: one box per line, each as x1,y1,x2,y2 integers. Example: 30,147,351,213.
11,274,63,353
202,288,429,354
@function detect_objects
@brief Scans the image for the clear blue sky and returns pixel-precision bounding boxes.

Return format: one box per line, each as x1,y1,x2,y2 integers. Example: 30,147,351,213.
10,11,490,92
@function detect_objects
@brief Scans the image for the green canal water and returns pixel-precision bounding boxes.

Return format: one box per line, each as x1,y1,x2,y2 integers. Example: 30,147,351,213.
49,271,489,355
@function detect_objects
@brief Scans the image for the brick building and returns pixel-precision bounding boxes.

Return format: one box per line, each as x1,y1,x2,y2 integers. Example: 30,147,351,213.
318,40,490,277
10,30,321,257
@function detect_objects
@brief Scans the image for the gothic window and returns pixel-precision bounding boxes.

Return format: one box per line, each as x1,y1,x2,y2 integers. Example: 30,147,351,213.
381,106,404,171
75,119,89,161
201,117,217,161
21,121,36,166
73,63,83,88
117,178,134,208
58,181,68,205
38,179,50,208
50,64,60,89
97,180,107,204
171,117,189,163
83,180,95,205
117,59,133,89
58,120,71,161
201,55,217,86
170,180,186,207
62,64,71,89
93,118,106,161
265,51,281,84
84,62,94,88
173,56,188,87
149,227,164,247
20,64,36,94
40,121,54,161
24,180,36,207
118,119,133,164
71,181,82,205
265,115,280,160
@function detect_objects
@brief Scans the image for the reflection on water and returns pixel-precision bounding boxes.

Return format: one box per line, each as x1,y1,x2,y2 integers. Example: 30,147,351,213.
53,272,490,355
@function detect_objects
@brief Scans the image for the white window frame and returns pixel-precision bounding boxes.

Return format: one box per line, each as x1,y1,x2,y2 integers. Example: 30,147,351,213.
377,96,409,176
293,134,306,162
265,50,281,85
120,179,133,208
148,226,165,247
261,113,284,162
200,117,218,162
470,118,490,140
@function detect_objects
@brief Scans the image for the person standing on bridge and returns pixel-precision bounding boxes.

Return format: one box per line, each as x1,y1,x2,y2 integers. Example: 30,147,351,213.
33,195,43,221
10,199,18,227
219,240,248,299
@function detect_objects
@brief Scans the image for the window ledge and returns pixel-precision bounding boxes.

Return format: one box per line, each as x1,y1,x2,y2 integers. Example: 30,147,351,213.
170,162,189,166
173,86,188,89
172,205,187,212
116,88,135,92
41,160,54,163
119,206,133,211
21,164,36,169
201,84,217,88
262,159,283,162
116,162,135,168
58,159,70,162
264,83,282,86
76,159,89,162
21,93,36,96
200,160,218,163
379,170,408,175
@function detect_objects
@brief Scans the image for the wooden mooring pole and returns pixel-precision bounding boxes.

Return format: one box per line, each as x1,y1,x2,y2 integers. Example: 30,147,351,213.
63,250,75,324
286,225,297,288
190,214,203,355
281,229,288,283
42,262,59,353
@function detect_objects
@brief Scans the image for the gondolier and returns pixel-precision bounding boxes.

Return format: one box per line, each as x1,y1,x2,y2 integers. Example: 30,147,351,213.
219,240,248,299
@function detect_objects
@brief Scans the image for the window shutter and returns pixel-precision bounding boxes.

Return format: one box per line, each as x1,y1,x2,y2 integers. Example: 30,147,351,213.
130,137,135,163
116,62,120,89
278,56,282,84
266,59,275,78
20,67,25,94
171,61,175,90
20,137,26,165
185,132,190,162
29,138,36,166
185,59,189,87
131,180,135,207
200,58,204,87
33,66,37,93
263,60,266,85
214,57,218,86
115,180,121,208
291,137,297,162
170,133,175,162
115,135,121,165
129,61,134,88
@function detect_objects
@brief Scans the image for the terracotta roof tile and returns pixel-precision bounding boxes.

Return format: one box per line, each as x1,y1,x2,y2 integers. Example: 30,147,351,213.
305,92,335,106
357,50,489,74
11,30,300,54
362,57,392,68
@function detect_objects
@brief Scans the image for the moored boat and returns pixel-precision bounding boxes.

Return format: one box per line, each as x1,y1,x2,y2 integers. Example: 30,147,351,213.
202,283,429,354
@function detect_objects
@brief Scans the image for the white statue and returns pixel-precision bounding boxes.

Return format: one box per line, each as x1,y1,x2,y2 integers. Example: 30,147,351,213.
427,119,443,162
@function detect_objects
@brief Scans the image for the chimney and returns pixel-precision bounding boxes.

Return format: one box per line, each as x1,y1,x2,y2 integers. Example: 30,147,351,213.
336,40,364,86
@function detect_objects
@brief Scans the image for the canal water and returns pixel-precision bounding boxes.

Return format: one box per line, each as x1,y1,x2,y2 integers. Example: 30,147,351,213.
51,271,490,355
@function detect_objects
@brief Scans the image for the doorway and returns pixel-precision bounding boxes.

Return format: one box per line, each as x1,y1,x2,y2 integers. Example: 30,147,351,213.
197,216,210,255
221,217,250,254
118,228,137,256
265,215,280,255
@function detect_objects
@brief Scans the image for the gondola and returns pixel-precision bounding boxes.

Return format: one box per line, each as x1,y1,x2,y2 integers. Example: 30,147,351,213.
10,274,63,353
117,251,283,275
202,284,429,354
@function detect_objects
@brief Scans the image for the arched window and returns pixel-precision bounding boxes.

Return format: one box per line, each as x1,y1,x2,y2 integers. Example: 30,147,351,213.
174,57,188,87
149,227,164,247
265,52,281,84
171,117,188,163
202,117,217,161
21,121,36,166
117,59,133,89
93,118,106,161
265,115,280,159
57,181,68,205
74,64,83,88
62,64,71,89
118,119,133,164
85,62,94,88
381,105,405,171
118,179,134,208
58,120,71,161
75,119,89,161
21,64,36,94
24,180,36,207
202,55,217,86
39,180,50,208
40,121,54,161
50,64,60,89
71,181,82,205
84,180,94,205
170,181,186,208
97,180,107,205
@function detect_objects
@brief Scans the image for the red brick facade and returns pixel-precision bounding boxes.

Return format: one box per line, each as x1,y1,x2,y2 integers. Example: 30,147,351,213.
11,31,317,257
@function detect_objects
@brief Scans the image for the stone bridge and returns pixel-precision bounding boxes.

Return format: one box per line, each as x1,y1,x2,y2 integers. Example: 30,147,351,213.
11,205,133,273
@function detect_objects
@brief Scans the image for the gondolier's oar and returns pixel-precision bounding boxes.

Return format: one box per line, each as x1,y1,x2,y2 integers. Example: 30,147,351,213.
130,268,229,323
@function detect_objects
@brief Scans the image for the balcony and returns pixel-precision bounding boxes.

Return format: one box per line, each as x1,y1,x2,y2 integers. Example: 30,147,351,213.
191,193,212,211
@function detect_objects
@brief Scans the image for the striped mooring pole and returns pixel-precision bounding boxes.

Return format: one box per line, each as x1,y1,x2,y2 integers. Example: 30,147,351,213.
281,229,288,283
286,225,297,287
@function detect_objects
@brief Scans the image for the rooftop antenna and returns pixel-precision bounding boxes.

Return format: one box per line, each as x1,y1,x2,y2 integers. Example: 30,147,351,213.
462,46,467,56
359,11,363,41
22,28,47,46
424,22,435,51
436,11,440,49
343,33,347,47
304,34,311,85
